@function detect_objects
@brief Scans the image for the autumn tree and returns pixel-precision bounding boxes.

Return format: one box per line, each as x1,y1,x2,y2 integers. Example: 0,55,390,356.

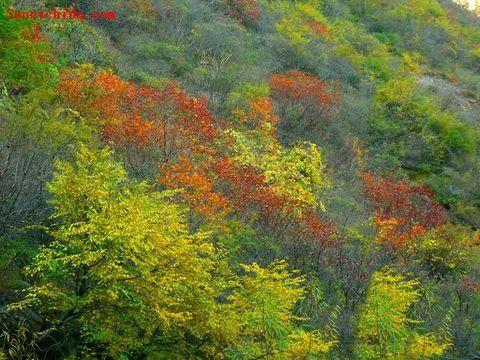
227,261,336,359
212,98,339,269
409,224,479,276
356,267,451,359
227,97,330,216
0,88,94,234
160,96,328,224
269,70,339,142
58,65,217,177
14,145,234,358
364,173,447,248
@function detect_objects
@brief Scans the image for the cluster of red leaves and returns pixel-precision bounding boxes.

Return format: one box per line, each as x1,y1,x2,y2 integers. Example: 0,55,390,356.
21,23,53,63
294,211,337,246
30,23,46,43
364,173,447,248
58,69,216,158
159,154,284,224
161,156,230,220
244,98,278,125
305,21,329,36
269,70,339,115
211,157,336,243
225,0,260,25
232,97,278,140
211,157,282,217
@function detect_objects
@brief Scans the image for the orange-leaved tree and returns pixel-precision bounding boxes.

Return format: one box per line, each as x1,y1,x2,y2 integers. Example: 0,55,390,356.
58,65,217,161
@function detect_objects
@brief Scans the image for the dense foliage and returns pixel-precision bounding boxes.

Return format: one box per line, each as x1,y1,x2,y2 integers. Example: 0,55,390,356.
1,0,480,359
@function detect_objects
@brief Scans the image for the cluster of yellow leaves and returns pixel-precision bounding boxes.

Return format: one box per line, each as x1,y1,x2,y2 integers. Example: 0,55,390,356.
285,330,336,359
400,52,423,76
356,267,451,359
271,1,329,50
263,143,328,213
405,334,451,360
228,261,335,359
409,224,479,274
376,76,421,105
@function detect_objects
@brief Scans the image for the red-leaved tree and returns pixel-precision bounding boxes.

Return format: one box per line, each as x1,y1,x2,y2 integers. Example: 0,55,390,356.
269,70,338,121
364,173,447,248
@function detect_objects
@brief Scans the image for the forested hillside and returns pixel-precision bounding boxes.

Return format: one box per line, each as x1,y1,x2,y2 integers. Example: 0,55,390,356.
1,0,480,358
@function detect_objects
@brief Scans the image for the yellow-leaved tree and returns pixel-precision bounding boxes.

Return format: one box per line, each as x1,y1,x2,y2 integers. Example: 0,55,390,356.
227,260,336,359
15,145,235,358
355,267,451,359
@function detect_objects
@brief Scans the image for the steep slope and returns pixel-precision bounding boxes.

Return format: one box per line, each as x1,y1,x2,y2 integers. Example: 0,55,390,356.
0,0,479,359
